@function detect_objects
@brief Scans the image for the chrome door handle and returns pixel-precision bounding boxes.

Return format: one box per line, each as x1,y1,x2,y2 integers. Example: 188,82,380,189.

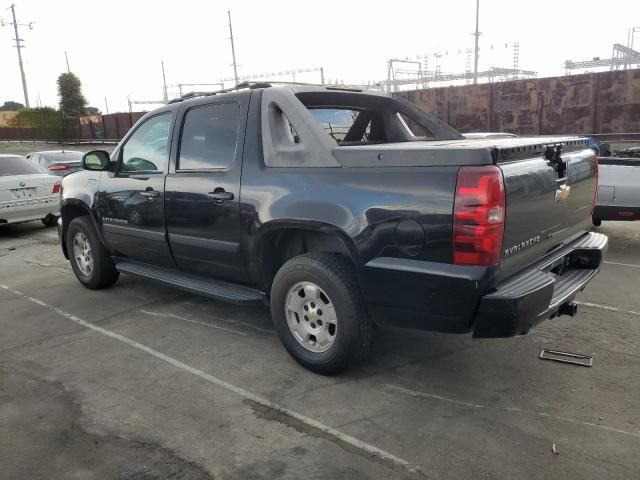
207,190,234,204
140,190,159,199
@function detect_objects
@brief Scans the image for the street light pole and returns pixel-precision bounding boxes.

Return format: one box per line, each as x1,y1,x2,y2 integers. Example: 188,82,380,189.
472,0,480,85
227,10,239,86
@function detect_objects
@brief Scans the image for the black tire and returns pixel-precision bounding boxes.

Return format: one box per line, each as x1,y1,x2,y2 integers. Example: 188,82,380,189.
270,253,374,375
41,214,58,227
66,216,119,289
592,216,602,227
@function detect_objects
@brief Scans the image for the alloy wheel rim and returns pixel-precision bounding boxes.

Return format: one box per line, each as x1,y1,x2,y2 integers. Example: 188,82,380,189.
285,281,337,353
72,232,93,276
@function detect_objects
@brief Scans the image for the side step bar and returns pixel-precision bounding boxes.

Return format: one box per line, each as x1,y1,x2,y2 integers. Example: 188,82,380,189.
115,261,265,305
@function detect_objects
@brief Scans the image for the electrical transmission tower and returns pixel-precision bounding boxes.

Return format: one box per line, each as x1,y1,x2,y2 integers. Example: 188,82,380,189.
1,4,34,107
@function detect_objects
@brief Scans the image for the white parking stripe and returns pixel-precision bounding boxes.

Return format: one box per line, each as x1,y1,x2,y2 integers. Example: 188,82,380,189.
575,301,640,317
139,309,248,336
0,284,420,475
386,384,640,439
604,261,640,269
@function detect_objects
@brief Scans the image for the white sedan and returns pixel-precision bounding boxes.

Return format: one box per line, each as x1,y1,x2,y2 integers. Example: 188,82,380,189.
0,154,61,227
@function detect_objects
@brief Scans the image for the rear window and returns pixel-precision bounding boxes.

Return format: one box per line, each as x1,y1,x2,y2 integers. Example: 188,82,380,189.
42,151,83,163
0,156,47,176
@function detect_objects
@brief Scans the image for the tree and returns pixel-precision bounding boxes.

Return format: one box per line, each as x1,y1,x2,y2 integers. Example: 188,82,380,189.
0,100,25,111
57,72,87,117
85,106,101,115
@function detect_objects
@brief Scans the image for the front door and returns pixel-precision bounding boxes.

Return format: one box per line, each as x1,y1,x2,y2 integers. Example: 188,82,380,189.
165,99,247,282
97,112,174,268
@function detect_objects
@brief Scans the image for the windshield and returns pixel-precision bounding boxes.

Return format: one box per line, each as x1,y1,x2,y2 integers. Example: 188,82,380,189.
0,156,47,176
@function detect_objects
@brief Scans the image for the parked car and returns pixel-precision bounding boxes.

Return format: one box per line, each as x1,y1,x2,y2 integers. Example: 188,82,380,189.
592,155,640,225
26,150,83,176
58,83,607,374
462,132,518,139
0,154,60,227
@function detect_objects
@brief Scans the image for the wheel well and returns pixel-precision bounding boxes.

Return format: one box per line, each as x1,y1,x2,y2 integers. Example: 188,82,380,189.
259,229,356,291
60,205,91,258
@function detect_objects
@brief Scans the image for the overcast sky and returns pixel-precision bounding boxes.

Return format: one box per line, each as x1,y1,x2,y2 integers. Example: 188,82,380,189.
1,0,639,113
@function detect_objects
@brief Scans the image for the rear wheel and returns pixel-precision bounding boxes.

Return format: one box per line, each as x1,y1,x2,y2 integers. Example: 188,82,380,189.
270,253,374,375
66,216,119,289
41,214,58,227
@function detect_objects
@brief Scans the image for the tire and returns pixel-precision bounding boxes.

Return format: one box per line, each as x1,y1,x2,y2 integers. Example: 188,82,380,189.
592,217,602,227
41,214,58,227
270,252,374,375
66,216,119,289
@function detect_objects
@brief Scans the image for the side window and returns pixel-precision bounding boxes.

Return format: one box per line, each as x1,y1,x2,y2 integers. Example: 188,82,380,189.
178,103,240,170
397,112,431,138
121,113,172,173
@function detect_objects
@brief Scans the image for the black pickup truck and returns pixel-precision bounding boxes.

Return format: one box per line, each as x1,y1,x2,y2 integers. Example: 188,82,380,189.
58,83,607,374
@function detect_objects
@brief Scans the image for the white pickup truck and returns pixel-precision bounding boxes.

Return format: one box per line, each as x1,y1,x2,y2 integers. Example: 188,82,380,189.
593,149,640,225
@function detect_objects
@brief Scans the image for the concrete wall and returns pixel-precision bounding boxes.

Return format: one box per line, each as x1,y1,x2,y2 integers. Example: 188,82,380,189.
396,69,640,135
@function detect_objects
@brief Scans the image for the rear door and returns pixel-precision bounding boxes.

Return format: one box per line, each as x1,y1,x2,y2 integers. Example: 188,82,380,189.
96,111,175,267
165,95,248,282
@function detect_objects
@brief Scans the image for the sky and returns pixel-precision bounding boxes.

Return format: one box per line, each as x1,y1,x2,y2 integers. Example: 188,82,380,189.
1,0,639,113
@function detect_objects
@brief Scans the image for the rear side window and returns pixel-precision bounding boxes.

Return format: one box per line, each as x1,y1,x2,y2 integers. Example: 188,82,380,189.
178,103,240,170
0,156,46,176
307,108,386,144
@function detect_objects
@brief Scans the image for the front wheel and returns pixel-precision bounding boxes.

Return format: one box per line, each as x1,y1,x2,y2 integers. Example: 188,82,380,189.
270,253,374,375
66,216,119,289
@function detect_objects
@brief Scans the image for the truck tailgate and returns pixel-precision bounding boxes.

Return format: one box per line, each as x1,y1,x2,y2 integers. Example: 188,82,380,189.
496,138,597,279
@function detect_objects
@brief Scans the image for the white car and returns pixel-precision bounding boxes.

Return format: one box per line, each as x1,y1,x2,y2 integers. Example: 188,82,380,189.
0,154,61,227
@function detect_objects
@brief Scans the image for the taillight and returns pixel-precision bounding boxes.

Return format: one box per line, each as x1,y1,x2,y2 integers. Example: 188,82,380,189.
52,181,61,194
453,165,505,266
592,153,599,214
48,164,69,171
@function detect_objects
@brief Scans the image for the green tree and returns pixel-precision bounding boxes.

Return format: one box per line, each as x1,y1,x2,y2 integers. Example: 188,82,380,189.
57,72,87,117
0,100,25,111
85,106,101,115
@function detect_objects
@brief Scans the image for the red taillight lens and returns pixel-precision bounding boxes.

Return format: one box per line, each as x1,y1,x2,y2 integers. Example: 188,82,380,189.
453,165,505,266
52,181,61,194
591,153,599,214
48,164,69,171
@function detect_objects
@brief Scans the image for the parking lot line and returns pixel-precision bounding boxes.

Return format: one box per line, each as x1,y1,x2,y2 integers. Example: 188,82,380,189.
138,309,249,336
0,284,421,476
604,261,640,269
385,384,640,439
575,301,640,317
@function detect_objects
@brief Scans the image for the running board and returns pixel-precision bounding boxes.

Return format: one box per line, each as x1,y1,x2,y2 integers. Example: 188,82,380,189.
115,261,264,305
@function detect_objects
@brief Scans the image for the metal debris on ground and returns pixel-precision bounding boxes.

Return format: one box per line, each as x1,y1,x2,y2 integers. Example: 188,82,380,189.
539,349,594,367
552,443,559,455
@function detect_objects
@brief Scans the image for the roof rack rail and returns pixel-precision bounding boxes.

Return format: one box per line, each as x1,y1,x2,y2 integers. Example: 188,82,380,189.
167,81,328,104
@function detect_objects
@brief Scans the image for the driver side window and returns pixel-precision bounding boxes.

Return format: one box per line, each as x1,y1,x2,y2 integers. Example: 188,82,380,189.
120,113,172,173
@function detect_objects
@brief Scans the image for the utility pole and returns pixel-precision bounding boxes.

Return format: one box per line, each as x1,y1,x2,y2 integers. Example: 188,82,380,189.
472,0,480,85
3,4,33,107
65,51,70,73
161,61,168,103
227,10,239,86
104,97,109,114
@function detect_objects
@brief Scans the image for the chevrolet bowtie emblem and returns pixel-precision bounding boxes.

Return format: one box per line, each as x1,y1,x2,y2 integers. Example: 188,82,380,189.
555,184,571,202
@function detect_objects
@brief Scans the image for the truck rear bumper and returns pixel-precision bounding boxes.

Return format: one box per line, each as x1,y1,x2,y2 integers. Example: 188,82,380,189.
473,231,608,338
593,205,640,221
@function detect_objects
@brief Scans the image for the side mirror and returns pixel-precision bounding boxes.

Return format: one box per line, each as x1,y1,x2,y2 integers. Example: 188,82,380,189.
82,150,111,171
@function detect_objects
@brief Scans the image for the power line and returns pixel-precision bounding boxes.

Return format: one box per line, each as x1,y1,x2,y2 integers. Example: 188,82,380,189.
1,4,34,108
